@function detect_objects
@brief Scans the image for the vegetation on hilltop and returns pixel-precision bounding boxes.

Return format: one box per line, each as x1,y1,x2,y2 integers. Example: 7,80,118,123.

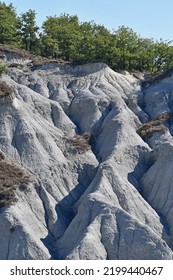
1,2,173,73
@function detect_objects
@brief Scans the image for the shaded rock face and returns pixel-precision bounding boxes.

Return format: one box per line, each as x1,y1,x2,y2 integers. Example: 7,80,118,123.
0,59,173,260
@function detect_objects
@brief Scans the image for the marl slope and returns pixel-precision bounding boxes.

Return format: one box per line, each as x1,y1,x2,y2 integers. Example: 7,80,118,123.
0,54,173,259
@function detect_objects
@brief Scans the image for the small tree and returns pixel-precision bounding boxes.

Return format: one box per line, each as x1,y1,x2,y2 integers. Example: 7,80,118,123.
19,9,39,52
39,34,59,58
42,14,81,60
0,2,20,45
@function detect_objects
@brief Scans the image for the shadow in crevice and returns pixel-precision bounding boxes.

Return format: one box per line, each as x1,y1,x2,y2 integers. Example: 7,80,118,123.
128,155,173,251
127,161,150,194
41,163,98,259
127,145,153,194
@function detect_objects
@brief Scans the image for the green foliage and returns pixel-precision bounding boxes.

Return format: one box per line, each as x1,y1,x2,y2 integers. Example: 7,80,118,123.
75,21,112,63
113,26,138,70
39,34,59,58
0,63,7,76
19,9,39,52
0,2,173,73
41,15,173,73
42,14,81,60
0,2,20,45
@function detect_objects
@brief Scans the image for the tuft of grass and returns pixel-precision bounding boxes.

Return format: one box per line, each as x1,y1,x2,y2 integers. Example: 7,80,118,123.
0,159,31,208
0,44,65,69
137,113,170,139
0,44,31,58
71,133,93,152
141,68,173,88
0,81,13,98
137,124,167,139
8,62,24,69
0,63,7,76
31,58,68,70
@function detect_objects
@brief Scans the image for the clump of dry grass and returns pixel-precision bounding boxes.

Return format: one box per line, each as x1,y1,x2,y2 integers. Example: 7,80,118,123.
71,133,93,152
141,68,173,88
0,44,31,58
0,44,65,64
0,159,31,208
0,81,12,98
0,44,68,71
31,58,68,69
0,151,5,160
137,112,170,139
137,124,167,139
8,62,24,69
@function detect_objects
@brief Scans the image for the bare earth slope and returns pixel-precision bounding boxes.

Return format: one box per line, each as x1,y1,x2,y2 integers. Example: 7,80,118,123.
0,54,173,259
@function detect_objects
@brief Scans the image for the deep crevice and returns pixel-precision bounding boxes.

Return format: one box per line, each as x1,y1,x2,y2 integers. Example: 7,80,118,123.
35,182,58,259
127,146,173,252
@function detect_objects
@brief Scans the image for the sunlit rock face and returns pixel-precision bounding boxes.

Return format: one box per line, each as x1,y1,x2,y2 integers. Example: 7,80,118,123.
0,56,173,259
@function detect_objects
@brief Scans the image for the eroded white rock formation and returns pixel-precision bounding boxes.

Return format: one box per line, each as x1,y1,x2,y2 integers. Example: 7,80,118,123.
0,55,173,259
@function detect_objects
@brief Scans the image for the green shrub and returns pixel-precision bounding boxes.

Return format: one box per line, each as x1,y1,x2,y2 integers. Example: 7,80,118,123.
0,63,7,76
